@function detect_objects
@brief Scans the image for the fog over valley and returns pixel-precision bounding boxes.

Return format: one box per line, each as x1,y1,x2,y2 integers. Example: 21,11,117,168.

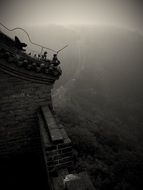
1,0,143,189
1,22,143,189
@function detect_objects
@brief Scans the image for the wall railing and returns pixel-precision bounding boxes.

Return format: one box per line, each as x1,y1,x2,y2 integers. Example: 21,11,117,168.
0,23,68,55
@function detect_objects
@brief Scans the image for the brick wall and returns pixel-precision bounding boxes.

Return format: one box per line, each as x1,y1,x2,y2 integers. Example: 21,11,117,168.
0,69,54,157
38,106,74,174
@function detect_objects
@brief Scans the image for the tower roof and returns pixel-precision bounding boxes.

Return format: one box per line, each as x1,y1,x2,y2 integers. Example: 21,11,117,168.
0,31,62,84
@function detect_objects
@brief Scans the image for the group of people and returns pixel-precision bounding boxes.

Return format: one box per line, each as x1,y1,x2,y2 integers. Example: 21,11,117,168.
14,36,62,76
30,51,47,61
14,35,61,67
29,51,60,66
25,51,62,76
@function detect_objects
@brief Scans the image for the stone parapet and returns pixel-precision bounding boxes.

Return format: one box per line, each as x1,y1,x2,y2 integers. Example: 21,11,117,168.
38,106,74,174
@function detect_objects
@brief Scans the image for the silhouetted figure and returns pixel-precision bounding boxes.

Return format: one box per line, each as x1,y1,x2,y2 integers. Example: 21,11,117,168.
41,54,44,60
52,54,60,66
15,36,27,51
43,51,47,60
38,54,41,60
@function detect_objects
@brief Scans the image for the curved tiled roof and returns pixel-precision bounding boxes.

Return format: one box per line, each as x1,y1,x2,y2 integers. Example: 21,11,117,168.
0,31,62,84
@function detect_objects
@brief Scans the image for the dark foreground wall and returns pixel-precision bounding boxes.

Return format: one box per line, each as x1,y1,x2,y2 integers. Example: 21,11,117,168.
0,152,49,190
0,69,55,189
0,69,54,157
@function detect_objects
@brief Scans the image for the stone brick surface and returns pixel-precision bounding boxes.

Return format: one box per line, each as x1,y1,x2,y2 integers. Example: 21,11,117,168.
38,106,74,174
41,106,64,143
0,69,53,157
50,129,64,144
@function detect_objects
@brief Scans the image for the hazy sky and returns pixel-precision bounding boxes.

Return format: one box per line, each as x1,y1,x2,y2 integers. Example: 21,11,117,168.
0,0,142,30
0,0,143,90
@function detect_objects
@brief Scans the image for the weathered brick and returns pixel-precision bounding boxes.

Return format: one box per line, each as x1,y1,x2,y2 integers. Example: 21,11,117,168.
45,145,57,151
61,152,73,158
49,128,64,144
47,160,59,166
52,154,63,160
46,150,58,157
59,156,73,164
60,147,73,154
58,142,72,149
55,161,73,169
0,68,53,156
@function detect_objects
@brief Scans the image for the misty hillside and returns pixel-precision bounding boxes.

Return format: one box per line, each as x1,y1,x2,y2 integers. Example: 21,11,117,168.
51,25,143,190
52,25,143,145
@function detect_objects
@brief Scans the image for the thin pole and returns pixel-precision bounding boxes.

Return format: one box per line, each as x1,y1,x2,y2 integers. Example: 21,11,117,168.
40,47,44,55
0,22,57,53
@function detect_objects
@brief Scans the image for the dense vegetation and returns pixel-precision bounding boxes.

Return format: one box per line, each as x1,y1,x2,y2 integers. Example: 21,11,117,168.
53,61,143,189
53,26,143,190
54,94,143,190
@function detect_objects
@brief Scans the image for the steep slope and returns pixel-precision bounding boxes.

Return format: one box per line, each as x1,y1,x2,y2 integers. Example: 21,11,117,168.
52,26,143,190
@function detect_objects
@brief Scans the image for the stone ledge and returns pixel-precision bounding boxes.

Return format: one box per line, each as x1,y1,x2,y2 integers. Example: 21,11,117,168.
38,106,74,174
41,106,64,144
0,31,62,82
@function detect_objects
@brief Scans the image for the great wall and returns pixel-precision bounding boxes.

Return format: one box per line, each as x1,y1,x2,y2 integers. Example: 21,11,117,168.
0,26,95,190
